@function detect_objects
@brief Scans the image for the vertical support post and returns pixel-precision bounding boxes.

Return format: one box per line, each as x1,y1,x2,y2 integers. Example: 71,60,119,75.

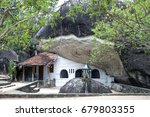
37,66,39,80
22,66,25,82
32,66,35,82
47,66,50,85
4,64,6,74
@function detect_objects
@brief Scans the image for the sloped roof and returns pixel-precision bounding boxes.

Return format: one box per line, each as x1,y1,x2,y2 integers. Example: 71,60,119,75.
19,52,57,66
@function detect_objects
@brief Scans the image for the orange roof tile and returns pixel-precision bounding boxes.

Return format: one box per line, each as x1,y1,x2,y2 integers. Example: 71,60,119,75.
19,52,57,66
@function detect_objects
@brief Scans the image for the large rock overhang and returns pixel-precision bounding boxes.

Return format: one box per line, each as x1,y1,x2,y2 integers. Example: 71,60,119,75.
37,35,128,81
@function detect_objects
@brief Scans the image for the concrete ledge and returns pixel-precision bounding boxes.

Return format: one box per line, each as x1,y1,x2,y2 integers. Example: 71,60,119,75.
0,93,150,98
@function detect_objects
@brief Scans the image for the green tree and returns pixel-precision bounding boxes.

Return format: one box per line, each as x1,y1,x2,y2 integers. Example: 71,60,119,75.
65,0,150,61
91,0,150,50
67,0,150,49
0,0,58,52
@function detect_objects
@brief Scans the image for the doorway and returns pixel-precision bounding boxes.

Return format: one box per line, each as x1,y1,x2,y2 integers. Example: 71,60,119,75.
39,66,43,80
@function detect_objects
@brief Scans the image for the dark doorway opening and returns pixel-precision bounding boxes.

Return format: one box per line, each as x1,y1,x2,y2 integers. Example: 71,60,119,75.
60,69,68,78
39,66,43,80
75,69,83,78
91,69,100,78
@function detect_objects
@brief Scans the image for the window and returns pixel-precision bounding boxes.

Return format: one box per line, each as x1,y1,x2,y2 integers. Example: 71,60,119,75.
75,69,83,78
69,69,74,73
91,69,100,78
49,64,54,73
60,69,68,78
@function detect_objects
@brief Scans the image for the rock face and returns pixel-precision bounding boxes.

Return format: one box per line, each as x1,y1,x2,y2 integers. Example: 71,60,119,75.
59,78,112,93
37,35,128,82
0,49,18,61
0,49,18,74
34,0,126,39
18,51,30,62
0,58,8,74
112,83,150,93
34,1,94,38
120,47,150,88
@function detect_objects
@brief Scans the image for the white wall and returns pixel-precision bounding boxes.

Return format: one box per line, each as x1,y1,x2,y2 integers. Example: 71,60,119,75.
46,56,114,87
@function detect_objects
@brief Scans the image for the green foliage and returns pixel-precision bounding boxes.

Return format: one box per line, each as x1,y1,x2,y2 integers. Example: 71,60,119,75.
86,0,114,19
92,0,150,49
92,21,116,42
67,3,85,22
1,0,149,56
39,38,54,51
8,60,16,78
90,39,115,64
50,11,62,28
0,0,58,52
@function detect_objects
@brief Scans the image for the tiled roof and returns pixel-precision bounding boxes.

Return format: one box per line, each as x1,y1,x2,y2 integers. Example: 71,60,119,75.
19,52,57,66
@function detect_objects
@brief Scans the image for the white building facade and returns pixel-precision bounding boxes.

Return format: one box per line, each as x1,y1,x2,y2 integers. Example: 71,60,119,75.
44,56,114,87
19,52,114,87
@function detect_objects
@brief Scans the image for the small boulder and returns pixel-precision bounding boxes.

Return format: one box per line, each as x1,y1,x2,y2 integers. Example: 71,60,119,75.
59,78,112,93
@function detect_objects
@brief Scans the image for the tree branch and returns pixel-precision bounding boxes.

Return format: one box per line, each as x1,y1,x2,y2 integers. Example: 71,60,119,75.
109,12,133,29
0,16,35,40
0,8,17,26
0,14,6,26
